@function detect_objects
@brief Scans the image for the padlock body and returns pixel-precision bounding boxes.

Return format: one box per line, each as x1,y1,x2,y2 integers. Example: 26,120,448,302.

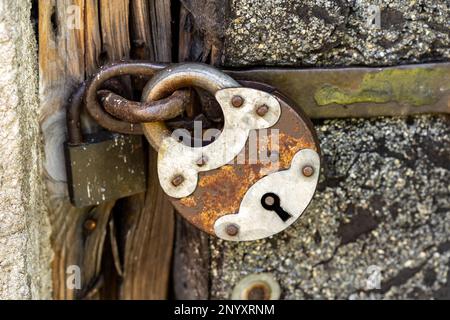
65,132,147,207
166,89,320,238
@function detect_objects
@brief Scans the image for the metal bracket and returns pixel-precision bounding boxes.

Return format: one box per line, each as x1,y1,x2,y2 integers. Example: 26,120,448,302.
226,62,450,118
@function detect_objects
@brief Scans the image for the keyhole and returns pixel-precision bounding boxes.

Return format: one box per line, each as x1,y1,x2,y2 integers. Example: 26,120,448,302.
261,193,293,222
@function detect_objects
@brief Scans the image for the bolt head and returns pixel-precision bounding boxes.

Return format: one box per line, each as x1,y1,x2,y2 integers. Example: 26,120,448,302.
226,224,240,237
302,165,315,177
232,273,281,300
196,155,208,167
256,104,269,116
171,175,185,187
231,95,244,108
246,283,272,300
84,219,97,232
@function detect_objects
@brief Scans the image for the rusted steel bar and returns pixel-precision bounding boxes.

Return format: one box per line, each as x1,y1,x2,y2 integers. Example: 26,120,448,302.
226,62,450,118
98,89,192,123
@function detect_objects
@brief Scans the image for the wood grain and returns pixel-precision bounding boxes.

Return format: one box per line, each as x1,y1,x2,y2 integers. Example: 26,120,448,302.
173,216,210,300
99,0,130,62
149,0,172,62
39,0,117,300
39,0,226,300
84,0,101,75
119,155,175,299
179,0,229,65
130,0,154,60
39,0,156,299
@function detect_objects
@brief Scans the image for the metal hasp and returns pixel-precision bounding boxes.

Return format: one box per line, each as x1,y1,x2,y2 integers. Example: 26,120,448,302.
65,84,147,208
227,62,450,118
65,133,147,207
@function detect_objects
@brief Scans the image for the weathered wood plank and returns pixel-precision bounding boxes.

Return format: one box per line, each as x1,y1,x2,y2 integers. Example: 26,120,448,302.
39,0,85,121
39,0,122,300
84,0,101,75
41,0,218,300
39,0,80,300
91,0,134,299
99,0,130,61
173,217,210,300
149,0,172,62
130,0,155,60
179,0,228,65
178,5,200,62
119,156,175,299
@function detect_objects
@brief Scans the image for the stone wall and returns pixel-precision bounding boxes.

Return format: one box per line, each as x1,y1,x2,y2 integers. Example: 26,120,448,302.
0,0,52,300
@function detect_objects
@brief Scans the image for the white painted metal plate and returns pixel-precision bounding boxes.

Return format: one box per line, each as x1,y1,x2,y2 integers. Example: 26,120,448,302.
158,87,281,198
214,149,320,241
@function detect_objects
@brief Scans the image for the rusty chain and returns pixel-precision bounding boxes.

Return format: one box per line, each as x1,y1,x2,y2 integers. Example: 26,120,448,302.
97,89,191,124
81,61,195,135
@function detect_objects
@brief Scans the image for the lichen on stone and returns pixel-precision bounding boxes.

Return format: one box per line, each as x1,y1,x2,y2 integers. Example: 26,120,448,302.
314,67,450,106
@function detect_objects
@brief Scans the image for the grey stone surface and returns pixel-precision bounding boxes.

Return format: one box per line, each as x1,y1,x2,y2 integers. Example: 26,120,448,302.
0,0,52,299
224,0,450,67
211,0,450,300
211,116,450,299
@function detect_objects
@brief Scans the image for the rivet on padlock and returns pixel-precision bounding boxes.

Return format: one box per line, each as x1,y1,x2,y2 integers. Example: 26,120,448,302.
140,63,321,242
64,84,147,208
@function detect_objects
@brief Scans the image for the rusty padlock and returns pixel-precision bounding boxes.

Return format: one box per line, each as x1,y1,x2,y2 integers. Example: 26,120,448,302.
141,64,321,241
65,84,147,208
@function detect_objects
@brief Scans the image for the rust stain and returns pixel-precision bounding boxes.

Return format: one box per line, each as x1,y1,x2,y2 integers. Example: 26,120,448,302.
179,196,197,207
198,165,236,188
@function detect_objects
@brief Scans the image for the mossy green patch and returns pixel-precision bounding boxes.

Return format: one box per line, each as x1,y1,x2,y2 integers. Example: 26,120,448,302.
315,67,450,107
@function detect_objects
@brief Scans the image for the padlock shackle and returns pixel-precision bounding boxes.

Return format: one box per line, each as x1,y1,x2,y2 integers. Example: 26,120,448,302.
84,61,167,135
141,63,241,150
97,89,192,123
67,70,139,144
67,76,135,144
